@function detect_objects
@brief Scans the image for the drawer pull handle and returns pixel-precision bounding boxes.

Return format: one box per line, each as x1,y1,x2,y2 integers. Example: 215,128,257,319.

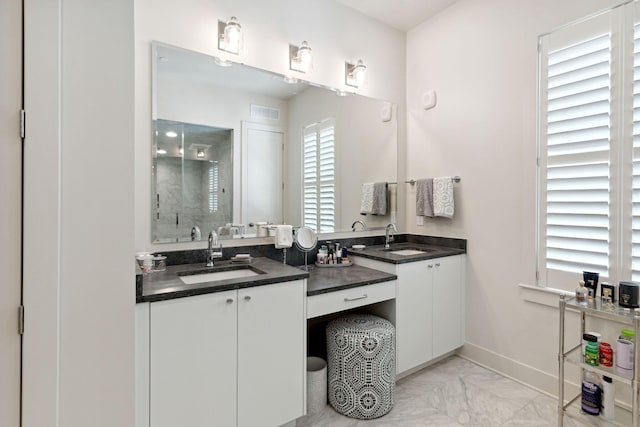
226,298,234,304
428,265,433,269
244,295,251,301
344,294,368,302
435,263,440,267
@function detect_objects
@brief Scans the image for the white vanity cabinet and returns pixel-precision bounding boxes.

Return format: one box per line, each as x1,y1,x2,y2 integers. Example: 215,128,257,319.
352,254,465,375
150,290,238,427
143,279,305,427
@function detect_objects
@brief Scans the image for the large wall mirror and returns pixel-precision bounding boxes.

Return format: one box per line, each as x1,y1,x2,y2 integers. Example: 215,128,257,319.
151,42,398,243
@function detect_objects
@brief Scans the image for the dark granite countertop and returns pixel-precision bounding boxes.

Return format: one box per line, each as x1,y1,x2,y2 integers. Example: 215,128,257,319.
306,264,397,296
138,257,308,303
348,242,465,264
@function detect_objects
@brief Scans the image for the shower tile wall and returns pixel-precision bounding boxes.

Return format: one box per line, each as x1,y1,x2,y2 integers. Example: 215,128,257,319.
154,144,232,243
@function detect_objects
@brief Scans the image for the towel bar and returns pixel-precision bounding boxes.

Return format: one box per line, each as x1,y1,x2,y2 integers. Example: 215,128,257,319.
405,176,461,185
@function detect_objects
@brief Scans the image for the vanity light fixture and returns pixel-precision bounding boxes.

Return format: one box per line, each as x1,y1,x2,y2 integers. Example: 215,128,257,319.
156,149,167,155
345,59,367,88
218,16,243,55
289,41,313,73
196,149,205,159
166,131,178,138
179,147,184,156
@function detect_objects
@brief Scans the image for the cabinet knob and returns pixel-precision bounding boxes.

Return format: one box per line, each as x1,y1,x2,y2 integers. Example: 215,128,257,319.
226,298,234,304
244,295,251,301
428,265,433,269
435,263,440,267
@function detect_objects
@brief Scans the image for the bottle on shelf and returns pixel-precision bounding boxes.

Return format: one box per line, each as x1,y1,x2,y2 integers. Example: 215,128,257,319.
601,376,615,420
581,371,602,416
575,280,588,305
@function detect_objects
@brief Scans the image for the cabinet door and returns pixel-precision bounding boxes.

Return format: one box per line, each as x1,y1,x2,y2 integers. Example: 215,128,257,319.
433,255,465,357
150,291,237,427
237,280,305,427
396,261,433,374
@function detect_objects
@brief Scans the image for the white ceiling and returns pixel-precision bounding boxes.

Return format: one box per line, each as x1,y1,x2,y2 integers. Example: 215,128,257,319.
335,0,460,32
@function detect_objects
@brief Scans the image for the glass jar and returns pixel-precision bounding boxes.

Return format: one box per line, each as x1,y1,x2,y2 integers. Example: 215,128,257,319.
152,255,167,272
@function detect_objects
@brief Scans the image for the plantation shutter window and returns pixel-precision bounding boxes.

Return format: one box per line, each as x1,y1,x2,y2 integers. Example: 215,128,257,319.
538,4,640,289
303,119,336,233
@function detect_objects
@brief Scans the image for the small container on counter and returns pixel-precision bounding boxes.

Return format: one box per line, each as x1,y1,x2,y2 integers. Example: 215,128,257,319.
152,255,167,272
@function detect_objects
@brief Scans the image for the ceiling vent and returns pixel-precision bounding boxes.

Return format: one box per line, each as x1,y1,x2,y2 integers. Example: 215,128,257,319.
250,104,280,121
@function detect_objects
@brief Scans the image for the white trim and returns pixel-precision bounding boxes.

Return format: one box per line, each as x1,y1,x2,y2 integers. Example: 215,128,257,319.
457,342,571,398
519,283,573,308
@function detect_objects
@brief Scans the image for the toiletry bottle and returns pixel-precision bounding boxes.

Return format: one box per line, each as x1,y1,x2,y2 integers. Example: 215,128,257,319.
576,280,588,304
585,342,599,366
581,371,602,416
601,376,615,420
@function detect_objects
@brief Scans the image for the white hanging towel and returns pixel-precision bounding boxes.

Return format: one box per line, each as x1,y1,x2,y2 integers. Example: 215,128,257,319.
433,177,454,218
360,183,374,214
275,225,293,248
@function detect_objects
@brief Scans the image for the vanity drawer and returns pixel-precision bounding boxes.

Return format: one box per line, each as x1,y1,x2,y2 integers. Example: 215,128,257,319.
307,280,396,319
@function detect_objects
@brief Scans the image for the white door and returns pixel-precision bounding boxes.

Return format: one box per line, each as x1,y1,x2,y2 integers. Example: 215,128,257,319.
0,0,23,425
150,291,238,427
237,281,305,427
241,122,284,226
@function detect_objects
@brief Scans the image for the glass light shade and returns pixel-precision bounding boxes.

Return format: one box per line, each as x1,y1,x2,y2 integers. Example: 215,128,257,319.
290,41,313,73
219,16,242,54
346,60,367,88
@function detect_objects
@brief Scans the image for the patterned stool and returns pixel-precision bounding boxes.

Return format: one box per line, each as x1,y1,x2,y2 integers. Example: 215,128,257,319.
326,314,395,419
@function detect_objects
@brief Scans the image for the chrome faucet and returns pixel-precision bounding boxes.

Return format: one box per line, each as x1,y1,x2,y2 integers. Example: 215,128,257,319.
384,223,397,249
206,231,223,267
351,220,367,232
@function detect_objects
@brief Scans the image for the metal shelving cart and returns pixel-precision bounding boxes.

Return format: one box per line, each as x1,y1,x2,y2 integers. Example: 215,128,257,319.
558,294,640,426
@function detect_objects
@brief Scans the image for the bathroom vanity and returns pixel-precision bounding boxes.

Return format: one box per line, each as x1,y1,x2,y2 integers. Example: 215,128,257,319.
135,239,465,427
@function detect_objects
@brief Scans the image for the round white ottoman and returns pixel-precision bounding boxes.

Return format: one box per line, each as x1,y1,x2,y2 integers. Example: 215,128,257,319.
326,314,395,419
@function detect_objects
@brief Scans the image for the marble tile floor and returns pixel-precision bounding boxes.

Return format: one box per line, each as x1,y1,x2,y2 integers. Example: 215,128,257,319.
297,355,595,427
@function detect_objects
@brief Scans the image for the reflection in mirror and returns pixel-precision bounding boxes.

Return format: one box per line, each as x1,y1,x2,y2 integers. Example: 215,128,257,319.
151,42,397,244
152,120,233,243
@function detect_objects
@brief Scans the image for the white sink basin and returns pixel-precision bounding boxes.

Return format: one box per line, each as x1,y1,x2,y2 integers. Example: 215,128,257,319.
179,269,260,285
389,249,428,256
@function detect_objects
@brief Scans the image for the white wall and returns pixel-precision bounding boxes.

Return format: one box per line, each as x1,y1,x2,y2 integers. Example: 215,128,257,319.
135,0,406,252
23,1,135,426
406,0,623,394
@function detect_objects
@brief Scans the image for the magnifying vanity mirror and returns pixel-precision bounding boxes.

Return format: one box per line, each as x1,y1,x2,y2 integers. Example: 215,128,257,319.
295,226,318,271
151,42,398,244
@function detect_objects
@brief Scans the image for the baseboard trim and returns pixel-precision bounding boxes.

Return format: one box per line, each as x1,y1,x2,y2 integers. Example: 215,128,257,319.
396,350,457,381
457,341,579,399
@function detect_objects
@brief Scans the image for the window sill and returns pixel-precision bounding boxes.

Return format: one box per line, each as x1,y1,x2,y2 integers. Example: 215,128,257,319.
519,283,573,308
